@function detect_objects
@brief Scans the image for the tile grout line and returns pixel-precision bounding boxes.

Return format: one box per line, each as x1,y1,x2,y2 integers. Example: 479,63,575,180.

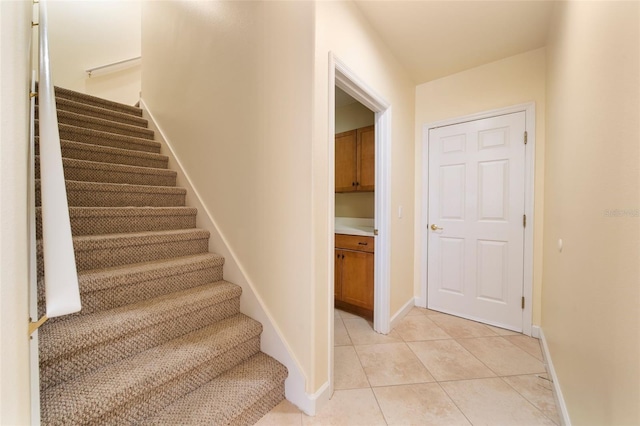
499,375,561,425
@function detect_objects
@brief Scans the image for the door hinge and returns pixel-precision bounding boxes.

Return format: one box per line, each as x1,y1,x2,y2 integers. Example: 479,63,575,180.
522,297,525,309
523,214,527,227
524,131,528,145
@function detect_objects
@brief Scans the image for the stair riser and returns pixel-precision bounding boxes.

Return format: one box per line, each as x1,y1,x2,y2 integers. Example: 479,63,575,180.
101,338,260,426
36,182,186,207
37,234,208,276
55,99,148,128
38,262,224,318
41,336,261,426
229,385,286,426
36,209,196,239
36,159,176,187
36,139,168,169
60,165,176,187
53,87,143,116
54,112,154,140
55,124,161,153
40,296,241,390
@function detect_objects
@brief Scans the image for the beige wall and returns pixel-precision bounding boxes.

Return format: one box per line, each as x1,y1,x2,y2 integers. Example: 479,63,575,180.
335,101,374,133
47,1,141,104
0,1,33,424
543,2,639,424
335,102,375,219
142,0,316,392
314,1,416,388
335,192,374,219
414,48,546,326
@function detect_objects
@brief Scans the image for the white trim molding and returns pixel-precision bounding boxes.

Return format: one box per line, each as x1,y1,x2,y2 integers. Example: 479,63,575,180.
419,103,536,335
390,297,416,329
539,328,572,426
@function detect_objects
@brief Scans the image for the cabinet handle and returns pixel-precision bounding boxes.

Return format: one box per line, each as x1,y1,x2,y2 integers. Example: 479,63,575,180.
342,254,345,259
352,182,356,187
358,242,368,245
356,182,360,186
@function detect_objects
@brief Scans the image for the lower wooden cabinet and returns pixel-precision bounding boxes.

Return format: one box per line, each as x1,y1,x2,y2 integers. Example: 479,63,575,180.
335,234,374,320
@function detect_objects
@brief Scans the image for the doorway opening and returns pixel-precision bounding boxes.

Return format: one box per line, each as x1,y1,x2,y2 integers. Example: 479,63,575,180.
330,55,391,336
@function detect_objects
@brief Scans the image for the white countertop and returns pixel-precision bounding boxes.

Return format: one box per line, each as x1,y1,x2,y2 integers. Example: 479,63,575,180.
335,217,375,237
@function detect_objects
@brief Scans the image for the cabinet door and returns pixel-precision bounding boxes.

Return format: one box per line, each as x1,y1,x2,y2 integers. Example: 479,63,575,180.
341,250,374,310
335,250,342,299
335,130,357,192
357,125,375,191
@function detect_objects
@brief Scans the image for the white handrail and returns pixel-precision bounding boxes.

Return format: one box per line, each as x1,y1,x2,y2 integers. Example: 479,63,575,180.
86,56,141,77
37,0,81,319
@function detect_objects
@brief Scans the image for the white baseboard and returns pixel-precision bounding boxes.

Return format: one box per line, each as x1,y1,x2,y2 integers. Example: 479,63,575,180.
140,99,319,415
539,328,571,426
389,297,416,329
414,296,427,309
531,325,540,338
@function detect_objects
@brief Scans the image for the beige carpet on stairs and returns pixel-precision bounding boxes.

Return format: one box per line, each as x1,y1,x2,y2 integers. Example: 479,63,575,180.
35,87,287,425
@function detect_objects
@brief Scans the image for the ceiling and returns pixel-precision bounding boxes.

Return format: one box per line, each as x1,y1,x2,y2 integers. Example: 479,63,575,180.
353,0,556,84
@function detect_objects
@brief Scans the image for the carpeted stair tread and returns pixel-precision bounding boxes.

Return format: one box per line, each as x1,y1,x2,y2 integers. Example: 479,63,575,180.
37,228,209,276
36,156,177,187
36,138,169,169
146,352,287,425
64,156,174,186
36,179,187,207
38,253,225,318
36,206,197,238
46,108,155,140
54,86,143,116
41,313,262,425
54,97,148,127
54,123,161,153
39,280,240,366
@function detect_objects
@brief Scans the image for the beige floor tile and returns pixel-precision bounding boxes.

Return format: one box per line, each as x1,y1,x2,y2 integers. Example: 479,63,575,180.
334,309,342,319
256,399,302,426
429,314,498,338
408,340,496,381
485,324,520,336
406,306,427,316
441,378,556,426
338,309,362,320
504,335,544,361
334,318,352,346
302,388,386,426
503,374,561,425
334,346,369,390
355,342,435,386
394,315,451,341
457,337,546,376
374,383,471,426
342,317,402,345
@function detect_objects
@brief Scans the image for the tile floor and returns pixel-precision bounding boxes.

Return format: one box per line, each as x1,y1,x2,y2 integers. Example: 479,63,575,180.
256,307,561,426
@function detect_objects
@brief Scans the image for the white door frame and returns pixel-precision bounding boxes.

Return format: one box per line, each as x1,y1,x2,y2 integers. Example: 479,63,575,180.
419,103,536,336
328,53,392,334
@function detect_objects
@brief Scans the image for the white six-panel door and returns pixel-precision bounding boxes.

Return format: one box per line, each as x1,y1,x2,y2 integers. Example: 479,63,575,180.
427,112,526,331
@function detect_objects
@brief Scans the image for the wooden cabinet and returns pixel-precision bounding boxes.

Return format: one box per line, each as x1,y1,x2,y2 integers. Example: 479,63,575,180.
335,125,375,193
335,234,374,320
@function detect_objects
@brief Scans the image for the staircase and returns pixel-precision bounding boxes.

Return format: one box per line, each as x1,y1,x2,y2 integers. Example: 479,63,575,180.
35,87,287,425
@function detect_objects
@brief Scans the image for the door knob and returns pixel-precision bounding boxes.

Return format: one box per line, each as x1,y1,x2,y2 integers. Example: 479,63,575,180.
430,224,443,231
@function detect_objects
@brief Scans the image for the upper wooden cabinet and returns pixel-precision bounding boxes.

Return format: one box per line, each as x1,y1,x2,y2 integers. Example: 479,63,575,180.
335,125,375,193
